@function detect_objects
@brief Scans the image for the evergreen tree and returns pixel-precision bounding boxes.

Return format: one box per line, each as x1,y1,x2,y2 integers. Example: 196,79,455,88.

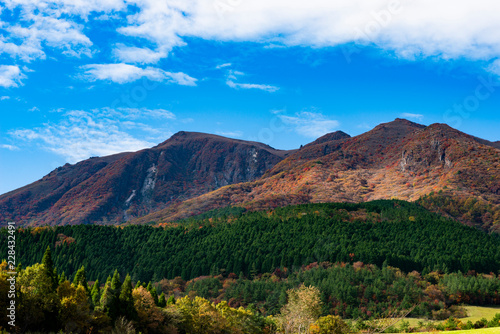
158,292,166,307
167,295,176,305
100,278,118,320
41,246,57,290
151,287,159,306
91,279,101,307
111,270,122,291
73,265,89,292
118,274,137,320
59,271,67,285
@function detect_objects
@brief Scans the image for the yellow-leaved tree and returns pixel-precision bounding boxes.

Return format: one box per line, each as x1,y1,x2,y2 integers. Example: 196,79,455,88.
276,285,322,334
132,285,179,334
17,263,59,332
57,280,91,333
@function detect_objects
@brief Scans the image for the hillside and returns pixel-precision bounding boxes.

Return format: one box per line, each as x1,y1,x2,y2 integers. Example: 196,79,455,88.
132,119,500,232
1,119,499,229
0,132,292,226
6,200,500,283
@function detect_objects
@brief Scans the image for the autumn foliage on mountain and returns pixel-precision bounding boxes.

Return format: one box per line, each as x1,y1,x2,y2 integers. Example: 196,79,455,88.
1,119,499,231
0,132,292,226
132,119,500,232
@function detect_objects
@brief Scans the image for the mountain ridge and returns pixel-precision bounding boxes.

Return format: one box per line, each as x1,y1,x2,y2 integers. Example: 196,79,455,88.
0,132,293,225
1,119,499,230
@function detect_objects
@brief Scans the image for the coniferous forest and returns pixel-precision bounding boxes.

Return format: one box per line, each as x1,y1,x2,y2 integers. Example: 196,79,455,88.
1,200,500,333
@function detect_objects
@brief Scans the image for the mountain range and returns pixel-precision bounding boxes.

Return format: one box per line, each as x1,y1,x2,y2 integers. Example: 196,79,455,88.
1,118,499,231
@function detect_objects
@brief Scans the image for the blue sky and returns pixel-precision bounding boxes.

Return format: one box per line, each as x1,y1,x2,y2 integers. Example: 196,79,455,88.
1,0,500,195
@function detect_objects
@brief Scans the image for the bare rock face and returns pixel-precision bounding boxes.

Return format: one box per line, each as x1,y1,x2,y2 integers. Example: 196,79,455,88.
0,132,292,226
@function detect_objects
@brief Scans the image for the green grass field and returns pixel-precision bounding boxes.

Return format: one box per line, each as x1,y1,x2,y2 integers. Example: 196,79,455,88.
462,306,500,324
386,306,500,333
418,328,500,334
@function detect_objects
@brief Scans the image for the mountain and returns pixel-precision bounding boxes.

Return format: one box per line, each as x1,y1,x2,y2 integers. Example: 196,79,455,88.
131,119,500,232
0,132,293,225
2,119,499,230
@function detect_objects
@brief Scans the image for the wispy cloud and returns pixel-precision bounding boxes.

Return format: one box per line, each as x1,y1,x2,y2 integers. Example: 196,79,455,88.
0,65,26,88
0,96,10,100
80,63,197,86
279,111,340,138
400,113,424,121
226,70,279,92
100,107,176,120
9,107,176,163
488,59,500,76
216,63,232,69
216,130,243,138
1,144,19,151
226,81,279,92
357,122,372,129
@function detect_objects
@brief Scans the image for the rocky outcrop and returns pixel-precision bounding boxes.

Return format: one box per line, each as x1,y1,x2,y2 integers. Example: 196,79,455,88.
0,132,292,226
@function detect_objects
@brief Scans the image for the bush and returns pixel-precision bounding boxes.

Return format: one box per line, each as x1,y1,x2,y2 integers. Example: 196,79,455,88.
474,318,488,329
488,313,500,328
309,315,349,334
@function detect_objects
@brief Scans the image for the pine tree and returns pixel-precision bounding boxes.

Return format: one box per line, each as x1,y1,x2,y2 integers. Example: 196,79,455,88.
111,270,122,291
151,287,159,306
158,292,166,307
42,246,57,290
59,271,67,285
167,295,176,305
118,274,137,320
100,278,117,318
73,265,89,292
91,279,101,307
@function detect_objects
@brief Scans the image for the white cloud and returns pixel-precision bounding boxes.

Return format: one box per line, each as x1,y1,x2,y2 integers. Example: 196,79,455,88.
1,0,500,77
0,1,96,61
226,80,279,92
0,0,499,72
216,130,243,138
100,107,176,120
109,0,500,65
80,63,197,85
113,44,167,64
28,106,40,112
1,144,19,151
279,111,340,137
0,65,26,88
488,59,500,76
0,96,11,100
226,70,279,92
216,63,232,69
9,109,161,163
400,112,424,121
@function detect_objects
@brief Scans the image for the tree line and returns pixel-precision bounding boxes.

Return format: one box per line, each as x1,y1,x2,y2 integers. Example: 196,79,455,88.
3,200,499,285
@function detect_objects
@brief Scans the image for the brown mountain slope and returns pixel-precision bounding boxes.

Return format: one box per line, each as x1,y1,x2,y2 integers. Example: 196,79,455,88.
0,132,292,226
132,119,500,232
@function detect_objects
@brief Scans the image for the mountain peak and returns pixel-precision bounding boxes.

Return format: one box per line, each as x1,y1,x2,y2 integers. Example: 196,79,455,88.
305,130,351,147
156,131,226,147
375,118,426,130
